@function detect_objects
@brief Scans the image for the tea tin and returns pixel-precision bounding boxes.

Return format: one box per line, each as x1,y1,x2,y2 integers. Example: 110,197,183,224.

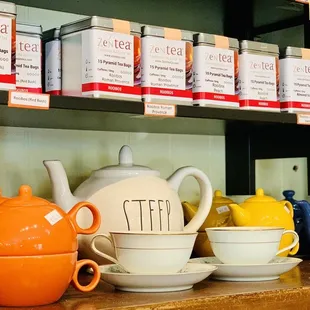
0,1,16,90
280,46,310,113
193,33,239,108
43,27,61,95
60,16,141,100
16,23,43,93
141,25,193,105
239,40,280,112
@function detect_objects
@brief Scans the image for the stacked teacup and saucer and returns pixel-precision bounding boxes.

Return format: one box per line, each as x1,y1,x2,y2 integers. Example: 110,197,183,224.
190,227,302,281
89,231,218,292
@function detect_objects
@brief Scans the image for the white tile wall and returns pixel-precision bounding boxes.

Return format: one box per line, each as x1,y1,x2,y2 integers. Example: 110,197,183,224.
0,127,225,202
256,158,308,201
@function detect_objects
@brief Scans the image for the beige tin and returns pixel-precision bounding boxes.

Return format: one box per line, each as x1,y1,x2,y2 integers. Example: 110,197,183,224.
239,40,280,112
141,25,193,105
60,16,141,101
0,1,16,90
193,33,239,108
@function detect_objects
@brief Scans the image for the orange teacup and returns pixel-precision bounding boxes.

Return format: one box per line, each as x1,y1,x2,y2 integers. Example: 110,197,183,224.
0,252,100,307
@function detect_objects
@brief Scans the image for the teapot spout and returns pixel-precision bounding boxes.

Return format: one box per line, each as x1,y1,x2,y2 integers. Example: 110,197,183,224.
182,201,198,224
228,204,250,226
43,160,77,212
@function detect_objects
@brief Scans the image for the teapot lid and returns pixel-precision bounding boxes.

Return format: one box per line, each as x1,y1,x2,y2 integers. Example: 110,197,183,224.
213,190,234,204
244,188,277,203
0,185,79,256
92,145,160,178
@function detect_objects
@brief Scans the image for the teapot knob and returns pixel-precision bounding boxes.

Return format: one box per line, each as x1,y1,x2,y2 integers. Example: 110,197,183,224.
283,190,295,199
214,190,223,197
119,145,133,166
19,185,33,198
256,188,264,196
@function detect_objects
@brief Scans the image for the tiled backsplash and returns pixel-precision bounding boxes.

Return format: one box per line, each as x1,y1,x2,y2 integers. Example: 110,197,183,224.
0,126,225,201
0,126,308,204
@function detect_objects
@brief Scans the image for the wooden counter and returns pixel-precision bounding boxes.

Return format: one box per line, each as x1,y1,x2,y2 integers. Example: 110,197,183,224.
8,260,310,310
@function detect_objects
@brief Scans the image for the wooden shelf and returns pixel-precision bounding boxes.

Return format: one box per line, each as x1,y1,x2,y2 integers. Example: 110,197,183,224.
15,260,310,310
0,91,298,125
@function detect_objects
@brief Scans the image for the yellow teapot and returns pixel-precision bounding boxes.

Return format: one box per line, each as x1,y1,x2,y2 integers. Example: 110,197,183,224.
183,190,234,231
228,188,299,257
182,190,235,257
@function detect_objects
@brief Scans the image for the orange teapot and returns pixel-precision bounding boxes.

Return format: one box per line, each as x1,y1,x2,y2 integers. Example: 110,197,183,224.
0,185,102,307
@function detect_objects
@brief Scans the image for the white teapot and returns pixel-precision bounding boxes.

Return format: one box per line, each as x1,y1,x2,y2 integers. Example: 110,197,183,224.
44,145,213,264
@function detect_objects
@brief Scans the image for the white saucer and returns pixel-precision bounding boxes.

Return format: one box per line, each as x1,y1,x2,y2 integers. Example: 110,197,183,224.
189,257,302,282
91,263,217,292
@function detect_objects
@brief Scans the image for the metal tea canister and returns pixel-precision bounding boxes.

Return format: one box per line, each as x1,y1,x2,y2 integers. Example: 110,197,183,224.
0,0,16,91
60,16,141,100
193,33,239,109
239,40,280,112
141,25,193,105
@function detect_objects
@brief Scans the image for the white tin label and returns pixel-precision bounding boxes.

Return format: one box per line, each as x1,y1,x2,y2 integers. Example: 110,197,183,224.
0,17,12,75
239,54,277,102
16,34,42,91
193,46,235,98
280,58,310,104
141,36,186,90
82,29,134,87
45,40,61,93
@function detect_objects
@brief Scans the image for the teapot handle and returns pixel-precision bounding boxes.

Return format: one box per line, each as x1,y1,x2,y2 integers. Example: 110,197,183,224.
281,200,294,218
69,201,101,235
167,166,213,232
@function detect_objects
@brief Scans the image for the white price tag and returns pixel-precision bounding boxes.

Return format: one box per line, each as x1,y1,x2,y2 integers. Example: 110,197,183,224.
216,205,230,214
8,91,50,110
44,210,63,226
297,113,310,125
144,102,176,118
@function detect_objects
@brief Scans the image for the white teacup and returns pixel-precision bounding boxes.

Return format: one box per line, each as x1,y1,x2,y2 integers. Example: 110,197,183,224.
205,227,299,265
91,231,198,274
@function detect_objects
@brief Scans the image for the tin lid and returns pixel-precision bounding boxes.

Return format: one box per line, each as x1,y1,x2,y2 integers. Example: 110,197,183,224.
281,46,303,58
0,0,16,15
60,16,141,37
240,40,279,55
17,23,43,36
142,25,193,41
194,33,238,49
43,27,60,42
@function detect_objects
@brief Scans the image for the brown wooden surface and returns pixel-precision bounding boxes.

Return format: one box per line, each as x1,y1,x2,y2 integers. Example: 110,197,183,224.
6,260,310,310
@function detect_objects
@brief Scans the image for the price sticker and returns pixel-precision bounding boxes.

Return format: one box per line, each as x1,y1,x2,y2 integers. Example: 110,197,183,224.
8,90,50,110
144,102,176,118
297,113,310,125
216,206,230,214
44,210,62,226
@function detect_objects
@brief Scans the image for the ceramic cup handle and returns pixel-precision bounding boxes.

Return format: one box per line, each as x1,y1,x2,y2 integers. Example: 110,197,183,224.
91,234,129,273
276,230,299,256
71,259,101,292
69,201,101,235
